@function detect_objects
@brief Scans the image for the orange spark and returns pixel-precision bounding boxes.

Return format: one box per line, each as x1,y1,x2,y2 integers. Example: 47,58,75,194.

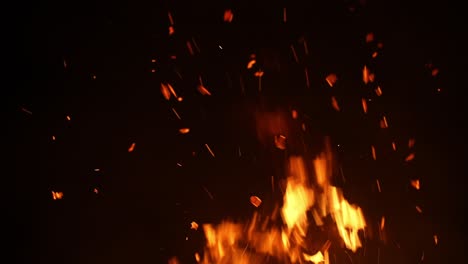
376,179,381,193
21,107,33,115
375,86,383,96
325,73,337,87
168,12,174,25
405,153,415,162
250,196,262,207
371,145,377,160
52,191,63,200
223,9,233,22
128,142,136,152
380,216,385,230
191,221,199,230
433,235,438,245
331,96,340,111
365,32,374,43
179,128,190,134
169,26,175,35
410,179,420,190
380,116,388,128
247,59,256,69
205,144,215,157
283,7,287,22
197,85,212,96
66,115,71,121
274,135,287,150
361,98,368,113
415,206,423,213
391,142,397,151
431,68,439,76
93,188,99,194
161,83,171,100
291,109,298,119
186,41,194,55
254,70,264,77
171,108,181,120
52,136,56,141
195,253,201,262
372,51,378,58
363,65,370,84
408,138,415,148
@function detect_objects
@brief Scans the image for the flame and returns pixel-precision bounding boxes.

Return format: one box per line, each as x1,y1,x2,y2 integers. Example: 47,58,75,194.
197,145,366,263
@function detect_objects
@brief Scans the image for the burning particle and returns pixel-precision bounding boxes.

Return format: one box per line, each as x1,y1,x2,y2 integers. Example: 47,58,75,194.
93,188,99,194
179,128,190,134
431,68,439,76
168,12,174,25
365,32,374,43
371,145,377,160
375,86,383,96
94,168,100,172
376,179,382,192
331,96,340,111
410,179,420,190
171,108,181,120
433,235,438,245
249,195,262,207
204,143,215,157
128,142,136,152
415,206,423,213
237,147,242,157
177,97,183,102
283,7,287,22
167,83,178,98
363,65,370,84
194,253,200,262
190,221,199,230
380,116,388,128
274,135,287,150
380,216,385,230
21,107,33,115
361,98,368,113
408,138,416,148
92,75,97,79
202,186,214,200
66,115,71,121
325,73,338,87
151,59,156,63
377,42,383,49
405,153,415,162
372,51,378,58
391,142,397,151
186,41,194,55
176,163,182,167
197,85,212,96
51,191,63,200
52,136,56,141
151,69,156,73
161,83,171,100
168,26,175,35
246,59,256,69
290,45,299,63
305,67,310,88
223,9,233,22
302,123,306,131
291,109,298,119
254,70,264,77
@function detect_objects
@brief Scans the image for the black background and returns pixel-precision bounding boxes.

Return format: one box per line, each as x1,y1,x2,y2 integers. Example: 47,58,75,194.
9,0,466,263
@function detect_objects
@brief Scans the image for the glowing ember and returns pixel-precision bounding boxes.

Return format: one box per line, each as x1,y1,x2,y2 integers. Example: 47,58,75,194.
179,128,190,134
128,142,136,152
51,191,63,200
250,196,262,207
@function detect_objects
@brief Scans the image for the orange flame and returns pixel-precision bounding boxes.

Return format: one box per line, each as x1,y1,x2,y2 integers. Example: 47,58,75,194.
198,145,366,263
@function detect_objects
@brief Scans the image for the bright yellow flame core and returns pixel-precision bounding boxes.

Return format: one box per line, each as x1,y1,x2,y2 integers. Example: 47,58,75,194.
199,151,366,263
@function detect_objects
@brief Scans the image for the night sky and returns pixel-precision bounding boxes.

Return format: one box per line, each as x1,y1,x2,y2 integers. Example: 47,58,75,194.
10,1,466,263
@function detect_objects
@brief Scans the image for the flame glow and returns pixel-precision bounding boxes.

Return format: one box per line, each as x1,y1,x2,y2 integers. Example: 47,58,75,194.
198,144,366,263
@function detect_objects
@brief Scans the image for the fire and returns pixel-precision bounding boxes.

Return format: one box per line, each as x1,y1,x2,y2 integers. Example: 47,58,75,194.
196,145,366,263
